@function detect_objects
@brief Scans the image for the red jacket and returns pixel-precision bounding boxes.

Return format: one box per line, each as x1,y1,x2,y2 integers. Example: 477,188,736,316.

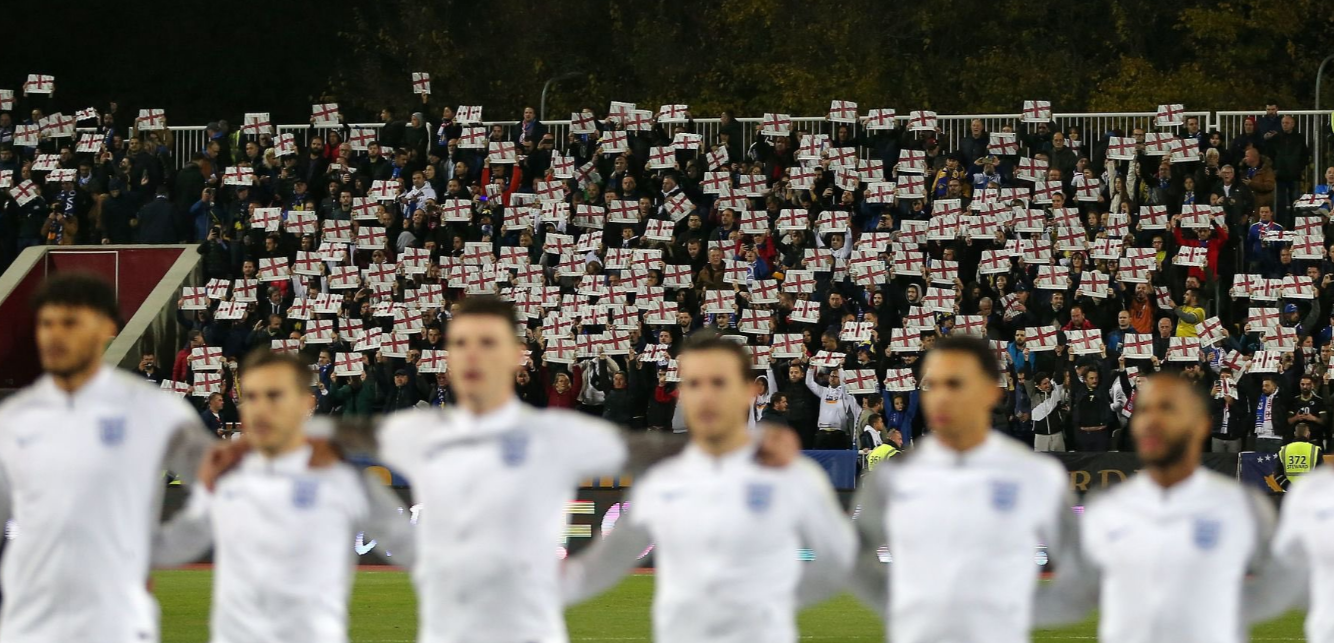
542,362,582,409
172,347,191,383
1173,224,1229,281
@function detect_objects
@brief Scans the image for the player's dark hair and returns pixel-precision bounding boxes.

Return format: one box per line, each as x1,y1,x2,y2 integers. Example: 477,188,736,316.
929,335,1001,382
678,329,751,380
31,272,122,328
241,349,312,389
454,295,516,324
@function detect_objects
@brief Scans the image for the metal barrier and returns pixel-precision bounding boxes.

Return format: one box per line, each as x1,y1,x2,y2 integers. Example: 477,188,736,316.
142,110,1330,182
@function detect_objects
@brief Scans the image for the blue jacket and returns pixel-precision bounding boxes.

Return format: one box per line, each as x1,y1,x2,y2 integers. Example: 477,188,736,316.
881,389,919,446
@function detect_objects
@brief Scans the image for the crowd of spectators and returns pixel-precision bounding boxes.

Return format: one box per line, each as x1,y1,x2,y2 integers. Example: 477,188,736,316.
4,91,1333,457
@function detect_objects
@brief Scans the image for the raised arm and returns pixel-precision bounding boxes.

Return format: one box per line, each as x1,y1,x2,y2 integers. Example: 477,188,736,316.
805,366,827,397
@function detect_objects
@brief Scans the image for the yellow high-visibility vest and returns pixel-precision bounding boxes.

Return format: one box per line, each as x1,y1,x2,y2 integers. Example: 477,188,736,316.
1280,441,1322,483
866,444,900,471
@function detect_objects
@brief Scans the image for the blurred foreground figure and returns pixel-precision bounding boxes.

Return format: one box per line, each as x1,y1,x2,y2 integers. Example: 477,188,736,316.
0,273,212,643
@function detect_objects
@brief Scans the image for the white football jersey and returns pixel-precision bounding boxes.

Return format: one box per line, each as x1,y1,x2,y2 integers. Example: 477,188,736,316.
852,433,1073,643
378,399,626,643
0,367,208,643
154,443,414,643
621,445,854,643
1273,468,1334,643
1077,469,1282,643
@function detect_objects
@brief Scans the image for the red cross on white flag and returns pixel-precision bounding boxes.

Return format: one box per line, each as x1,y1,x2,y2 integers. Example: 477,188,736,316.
828,100,858,123
1122,333,1153,359
242,113,272,135
1022,100,1052,123
136,109,166,130
864,108,896,130
1155,103,1185,126
761,113,791,136
1107,136,1136,161
334,353,364,377
657,104,688,122
907,110,937,132
23,74,54,94
1066,329,1103,355
1167,336,1201,362
841,369,877,394
411,72,431,94
223,166,253,186
311,103,340,126
181,287,208,311
1024,326,1058,352
884,369,917,392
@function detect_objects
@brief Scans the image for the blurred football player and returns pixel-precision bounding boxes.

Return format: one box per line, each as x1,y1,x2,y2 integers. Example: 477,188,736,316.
153,350,413,642
850,335,1077,643
561,332,853,642
0,273,212,643
1036,373,1295,642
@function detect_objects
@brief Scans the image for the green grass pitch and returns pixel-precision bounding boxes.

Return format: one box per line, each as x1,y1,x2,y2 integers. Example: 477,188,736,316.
153,569,1307,642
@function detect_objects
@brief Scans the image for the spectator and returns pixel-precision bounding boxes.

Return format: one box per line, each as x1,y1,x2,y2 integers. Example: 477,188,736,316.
200,392,226,436
1265,115,1309,223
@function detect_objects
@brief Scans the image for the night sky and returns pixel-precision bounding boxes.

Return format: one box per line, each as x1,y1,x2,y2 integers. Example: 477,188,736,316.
1,0,361,125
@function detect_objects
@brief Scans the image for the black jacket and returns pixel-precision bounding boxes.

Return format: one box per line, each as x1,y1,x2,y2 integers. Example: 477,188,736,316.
135,195,177,244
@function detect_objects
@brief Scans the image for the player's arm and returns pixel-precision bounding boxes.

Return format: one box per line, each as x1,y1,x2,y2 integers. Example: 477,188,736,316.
356,471,417,568
0,458,12,525
1032,490,1099,628
847,464,891,618
793,460,856,607
560,509,653,606
151,487,214,568
1242,488,1307,623
162,415,219,487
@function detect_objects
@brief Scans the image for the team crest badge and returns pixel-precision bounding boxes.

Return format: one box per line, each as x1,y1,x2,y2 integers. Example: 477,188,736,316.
746,482,773,513
99,416,126,446
292,479,319,509
990,480,1019,512
500,431,529,467
1193,518,1221,550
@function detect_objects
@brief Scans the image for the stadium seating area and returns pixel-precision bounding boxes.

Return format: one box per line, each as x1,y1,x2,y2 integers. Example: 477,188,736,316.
3,93,1334,457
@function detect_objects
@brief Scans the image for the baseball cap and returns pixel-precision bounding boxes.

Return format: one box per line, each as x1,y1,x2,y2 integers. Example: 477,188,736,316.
1283,303,1298,313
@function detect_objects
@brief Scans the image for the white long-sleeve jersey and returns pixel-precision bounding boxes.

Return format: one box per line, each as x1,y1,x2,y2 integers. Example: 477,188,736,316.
0,367,210,643
850,433,1074,643
1038,469,1291,643
563,444,854,643
806,368,857,430
1272,468,1334,643
378,399,627,643
152,444,415,643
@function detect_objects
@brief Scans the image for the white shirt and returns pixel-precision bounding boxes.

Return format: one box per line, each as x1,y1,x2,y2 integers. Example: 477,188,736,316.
805,369,857,430
378,399,627,643
1064,469,1283,643
566,444,853,643
0,367,207,643
153,443,413,643
1273,468,1334,643
852,433,1072,643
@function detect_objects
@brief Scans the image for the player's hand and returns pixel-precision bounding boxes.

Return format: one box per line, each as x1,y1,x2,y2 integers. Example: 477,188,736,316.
198,437,251,491
754,423,800,468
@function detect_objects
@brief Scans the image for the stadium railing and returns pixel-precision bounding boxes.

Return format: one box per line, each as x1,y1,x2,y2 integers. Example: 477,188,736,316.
133,110,1328,184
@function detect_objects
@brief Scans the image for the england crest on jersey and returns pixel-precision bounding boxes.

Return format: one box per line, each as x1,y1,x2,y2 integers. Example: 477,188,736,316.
990,480,1019,512
292,478,319,509
1193,518,1221,550
746,482,773,513
98,416,126,446
500,431,529,467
